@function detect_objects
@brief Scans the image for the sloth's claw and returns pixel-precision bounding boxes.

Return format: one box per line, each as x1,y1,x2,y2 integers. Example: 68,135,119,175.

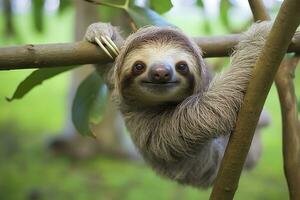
100,35,119,56
105,35,120,54
95,36,113,59
92,30,119,59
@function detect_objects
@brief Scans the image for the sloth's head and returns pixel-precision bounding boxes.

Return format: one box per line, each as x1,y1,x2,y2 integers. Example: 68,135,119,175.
114,26,208,107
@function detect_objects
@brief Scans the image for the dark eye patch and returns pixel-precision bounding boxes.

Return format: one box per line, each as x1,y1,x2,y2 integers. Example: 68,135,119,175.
132,61,146,76
175,61,189,75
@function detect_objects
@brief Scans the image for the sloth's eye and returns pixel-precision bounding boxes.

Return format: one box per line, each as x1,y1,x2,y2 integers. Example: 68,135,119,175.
175,61,189,74
132,61,146,75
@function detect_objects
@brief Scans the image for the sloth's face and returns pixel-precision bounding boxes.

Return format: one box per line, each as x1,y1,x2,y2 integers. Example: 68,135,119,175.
118,42,200,106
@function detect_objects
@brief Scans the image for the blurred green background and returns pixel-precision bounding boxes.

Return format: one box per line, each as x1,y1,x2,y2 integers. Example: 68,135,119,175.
0,0,299,199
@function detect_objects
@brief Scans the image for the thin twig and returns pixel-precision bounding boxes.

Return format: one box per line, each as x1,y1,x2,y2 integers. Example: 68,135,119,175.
248,0,271,21
275,56,300,200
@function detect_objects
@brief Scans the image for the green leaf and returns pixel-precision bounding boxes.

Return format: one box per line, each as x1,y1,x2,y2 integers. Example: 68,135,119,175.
6,66,74,102
58,0,71,15
83,0,124,9
32,0,45,32
203,19,211,34
196,0,204,8
90,84,108,124
127,5,173,28
149,0,173,14
72,71,108,137
219,0,232,31
83,0,173,28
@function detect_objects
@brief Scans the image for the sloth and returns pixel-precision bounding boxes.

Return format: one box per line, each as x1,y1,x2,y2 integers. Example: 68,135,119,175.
85,21,271,188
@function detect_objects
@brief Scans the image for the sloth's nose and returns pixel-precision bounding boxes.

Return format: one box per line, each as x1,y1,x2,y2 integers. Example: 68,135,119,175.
149,63,173,83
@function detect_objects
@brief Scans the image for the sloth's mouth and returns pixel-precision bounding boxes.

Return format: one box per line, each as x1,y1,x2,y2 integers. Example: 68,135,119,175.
141,82,179,89
141,81,180,86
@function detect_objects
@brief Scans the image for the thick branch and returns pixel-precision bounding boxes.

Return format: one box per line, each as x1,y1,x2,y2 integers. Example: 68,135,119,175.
275,57,300,200
210,0,300,199
0,34,300,70
194,34,241,57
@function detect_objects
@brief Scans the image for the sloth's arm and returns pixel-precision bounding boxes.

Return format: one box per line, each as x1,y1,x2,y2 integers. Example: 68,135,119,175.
84,22,124,88
172,22,272,153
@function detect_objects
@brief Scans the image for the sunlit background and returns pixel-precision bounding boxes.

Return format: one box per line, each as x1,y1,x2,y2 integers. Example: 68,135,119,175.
0,0,299,199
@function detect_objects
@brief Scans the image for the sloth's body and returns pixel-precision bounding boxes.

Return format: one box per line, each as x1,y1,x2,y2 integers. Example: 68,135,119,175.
85,22,271,187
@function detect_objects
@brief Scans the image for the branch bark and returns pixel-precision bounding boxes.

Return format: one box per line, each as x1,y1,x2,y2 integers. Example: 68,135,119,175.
210,0,300,199
0,41,111,70
275,57,300,200
248,0,271,21
0,34,300,70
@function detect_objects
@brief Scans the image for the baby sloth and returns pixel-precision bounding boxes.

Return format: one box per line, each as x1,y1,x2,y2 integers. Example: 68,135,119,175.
85,22,271,188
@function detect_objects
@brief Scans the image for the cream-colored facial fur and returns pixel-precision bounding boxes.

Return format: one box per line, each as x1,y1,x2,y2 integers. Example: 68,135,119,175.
112,26,209,107
119,41,200,105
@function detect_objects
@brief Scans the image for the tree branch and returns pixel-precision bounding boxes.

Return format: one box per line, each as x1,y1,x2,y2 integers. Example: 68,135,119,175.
0,34,300,70
248,0,270,21
210,0,300,199
275,56,300,200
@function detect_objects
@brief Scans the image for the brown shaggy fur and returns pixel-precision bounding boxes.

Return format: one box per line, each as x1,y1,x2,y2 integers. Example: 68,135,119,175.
85,21,272,188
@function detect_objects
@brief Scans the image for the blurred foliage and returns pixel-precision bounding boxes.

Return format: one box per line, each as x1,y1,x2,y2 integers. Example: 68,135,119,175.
32,0,45,32
58,0,72,15
196,0,204,7
149,0,173,14
195,0,211,34
2,0,22,42
219,0,233,31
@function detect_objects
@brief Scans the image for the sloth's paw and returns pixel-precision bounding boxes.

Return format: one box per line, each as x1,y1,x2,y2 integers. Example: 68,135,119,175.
85,22,120,59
